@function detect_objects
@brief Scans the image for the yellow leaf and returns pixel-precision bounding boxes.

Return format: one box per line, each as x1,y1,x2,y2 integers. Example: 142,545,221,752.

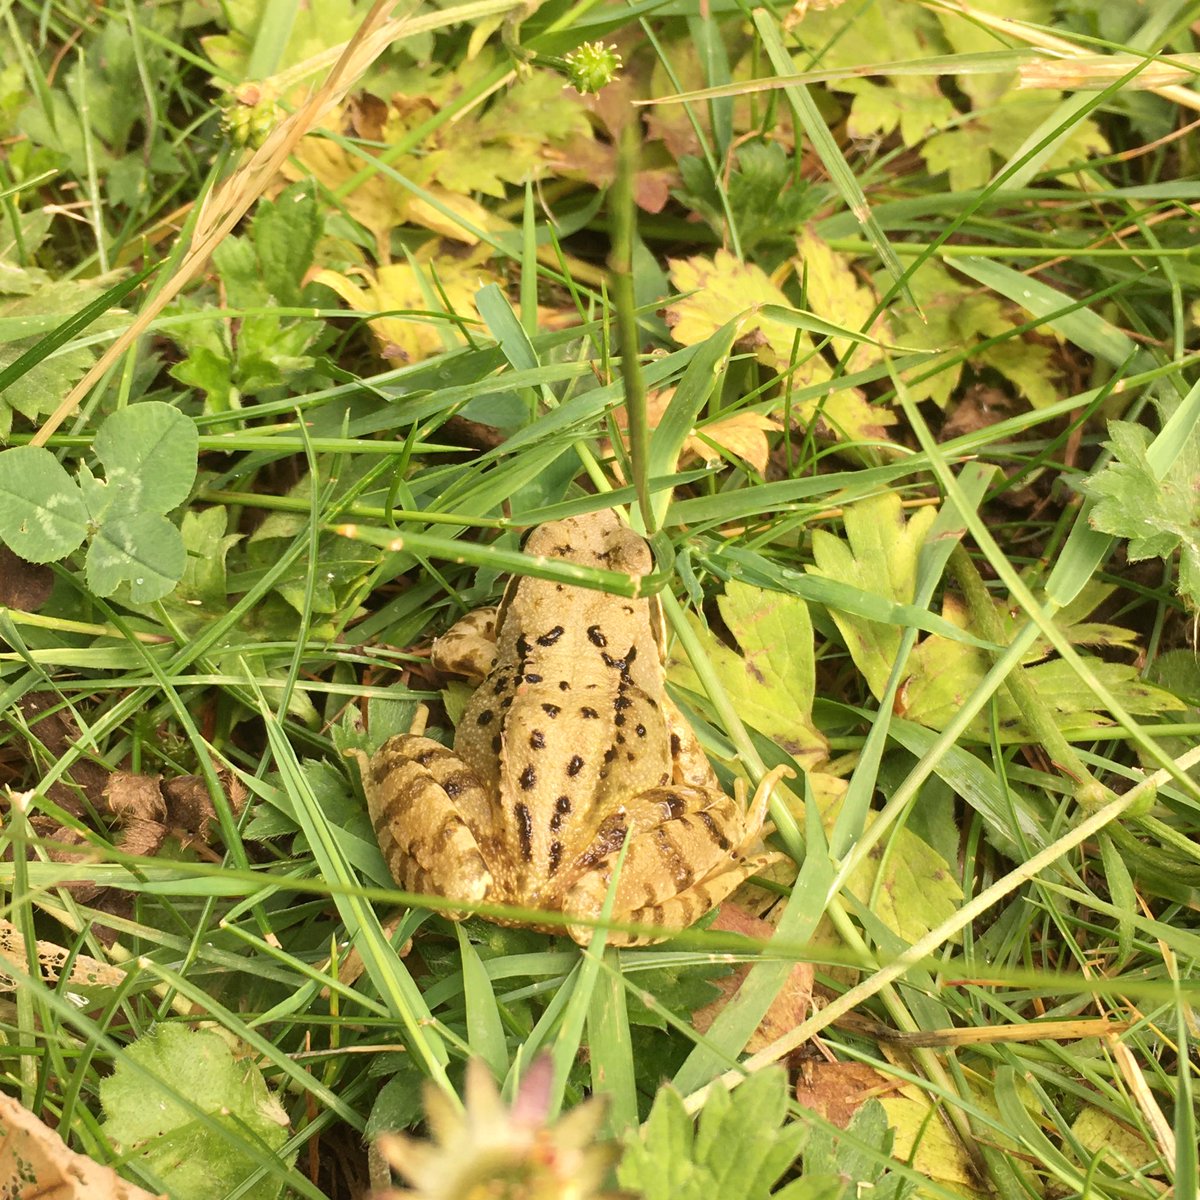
666,250,822,379
795,226,887,369
313,247,496,365
687,411,782,475
666,251,896,445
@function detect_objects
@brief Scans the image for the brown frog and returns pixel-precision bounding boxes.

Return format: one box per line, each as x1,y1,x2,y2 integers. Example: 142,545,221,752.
358,509,782,945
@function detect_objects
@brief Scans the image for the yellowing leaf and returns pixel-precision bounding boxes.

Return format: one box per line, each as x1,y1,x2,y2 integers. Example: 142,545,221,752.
313,247,496,364
666,251,816,376
795,226,885,369
668,580,828,770
665,252,897,444
880,1085,980,1191
688,411,782,475
844,818,962,945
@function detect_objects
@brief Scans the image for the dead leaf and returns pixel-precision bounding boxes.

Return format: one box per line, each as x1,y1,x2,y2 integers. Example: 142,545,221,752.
0,546,53,611
794,1061,900,1127
0,918,126,991
691,904,814,1052
0,1090,163,1200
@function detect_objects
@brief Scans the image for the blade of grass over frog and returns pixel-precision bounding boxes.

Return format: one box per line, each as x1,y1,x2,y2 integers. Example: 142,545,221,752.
0,263,155,397
951,258,1144,368
753,8,909,300
253,683,455,1095
586,948,637,1134
709,546,1003,652
331,523,673,596
673,784,833,1095
895,367,1200,800
659,590,802,860
455,924,509,1081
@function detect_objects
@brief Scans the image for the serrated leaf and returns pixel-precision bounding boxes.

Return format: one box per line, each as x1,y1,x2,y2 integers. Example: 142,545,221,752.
619,1070,804,1200
808,493,938,697
669,580,827,769
0,445,88,562
100,1024,292,1200
252,181,321,307
1083,419,1200,612
92,401,199,515
85,511,187,602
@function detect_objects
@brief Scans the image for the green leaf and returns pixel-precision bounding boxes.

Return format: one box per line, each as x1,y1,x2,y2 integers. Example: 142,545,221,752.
1083,419,1200,613
100,1024,294,1200
93,400,199,515
668,579,828,769
85,510,187,602
252,180,322,307
0,445,88,561
808,493,938,698
619,1069,806,1200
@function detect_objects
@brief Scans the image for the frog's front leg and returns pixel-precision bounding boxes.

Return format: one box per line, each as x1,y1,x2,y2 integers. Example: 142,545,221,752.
562,769,788,946
431,606,499,684
359,734,497,915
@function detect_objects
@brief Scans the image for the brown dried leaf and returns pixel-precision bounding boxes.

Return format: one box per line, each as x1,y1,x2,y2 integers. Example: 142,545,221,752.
0,1090,163,1199
793,1061,899,1127
0,918,126,991
691,904,813,1052
0,546,53,611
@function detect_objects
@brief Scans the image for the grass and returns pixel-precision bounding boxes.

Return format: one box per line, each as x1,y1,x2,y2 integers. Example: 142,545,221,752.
1,0,1199,1198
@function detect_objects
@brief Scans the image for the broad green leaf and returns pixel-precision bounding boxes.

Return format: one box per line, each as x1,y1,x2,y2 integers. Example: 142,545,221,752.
100,1024,293,1200
669,579,827,770
0,445,88,561
808,493,938,697
619,1070,805,1200
252,180,322,307
1083,419,1200,613
845,822,962,945
93,400,199,516
85,510,187,602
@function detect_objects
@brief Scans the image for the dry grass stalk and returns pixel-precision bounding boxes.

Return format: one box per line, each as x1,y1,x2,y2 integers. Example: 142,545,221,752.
32,0,407,447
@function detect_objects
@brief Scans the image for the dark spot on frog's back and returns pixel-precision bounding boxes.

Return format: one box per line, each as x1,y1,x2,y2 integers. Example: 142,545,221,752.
519,764,537,790
635,723,647,738
514,802,533,861
580,707,599,719
587,625,607,648
541,703,560,718
558,680,570,691
550,794,571,832
525,673,543,683
567,754,584,776
670,733,682,757
537,625,564,646
529,730,545,750
548,840,563,875
476,709,495,726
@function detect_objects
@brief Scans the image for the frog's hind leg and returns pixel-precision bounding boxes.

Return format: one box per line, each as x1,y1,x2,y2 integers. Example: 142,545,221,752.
361,733,496,915
562,768,790,946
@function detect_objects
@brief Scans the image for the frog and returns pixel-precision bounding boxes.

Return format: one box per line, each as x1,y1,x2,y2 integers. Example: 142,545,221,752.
358,509,785,946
